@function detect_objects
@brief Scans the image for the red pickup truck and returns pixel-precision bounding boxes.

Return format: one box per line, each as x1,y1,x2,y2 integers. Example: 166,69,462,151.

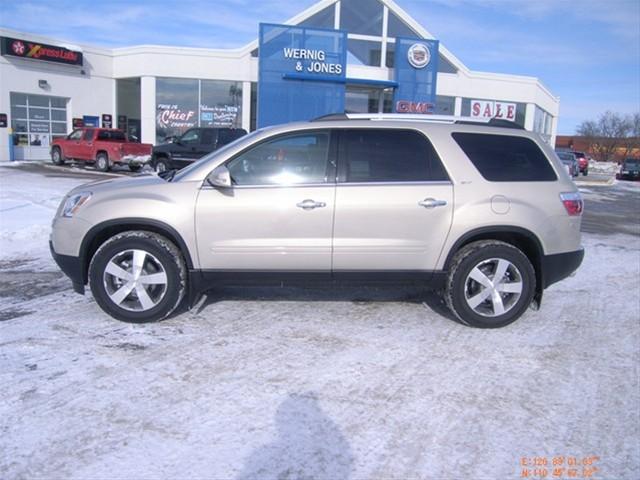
50,128,153,172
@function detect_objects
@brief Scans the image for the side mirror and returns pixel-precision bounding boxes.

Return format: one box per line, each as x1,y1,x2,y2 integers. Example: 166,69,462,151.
206,165,232,188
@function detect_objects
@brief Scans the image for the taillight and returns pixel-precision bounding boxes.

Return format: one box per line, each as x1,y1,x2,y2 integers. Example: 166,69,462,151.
560,192,583,216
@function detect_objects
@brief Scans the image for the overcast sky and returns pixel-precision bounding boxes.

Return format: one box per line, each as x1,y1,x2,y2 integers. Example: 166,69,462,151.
1,0,638,134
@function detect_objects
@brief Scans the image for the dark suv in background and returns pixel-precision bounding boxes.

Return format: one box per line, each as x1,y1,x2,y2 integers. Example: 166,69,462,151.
618,158,640,180
152,127,247,172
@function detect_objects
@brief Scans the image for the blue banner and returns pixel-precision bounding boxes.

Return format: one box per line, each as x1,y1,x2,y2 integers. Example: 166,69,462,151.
393,38,439,114
258,23,347,128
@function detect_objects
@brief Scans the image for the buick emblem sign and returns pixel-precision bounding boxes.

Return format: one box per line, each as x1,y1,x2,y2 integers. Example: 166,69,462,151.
407,43,431,69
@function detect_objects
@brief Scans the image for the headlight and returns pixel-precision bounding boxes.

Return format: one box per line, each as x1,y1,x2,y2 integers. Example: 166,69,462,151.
62,192,92,217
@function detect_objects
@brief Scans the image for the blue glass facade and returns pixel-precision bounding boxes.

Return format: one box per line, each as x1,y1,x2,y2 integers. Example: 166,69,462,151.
258,23,441,127
393,38,439,114
258,24,347,128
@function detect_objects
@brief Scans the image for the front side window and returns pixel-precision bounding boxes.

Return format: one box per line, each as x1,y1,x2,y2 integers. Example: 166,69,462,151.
180,129,200,145
340,129,449,183
452,133,557,182
227,132,331,186
68,130,83,141
82,129,95,141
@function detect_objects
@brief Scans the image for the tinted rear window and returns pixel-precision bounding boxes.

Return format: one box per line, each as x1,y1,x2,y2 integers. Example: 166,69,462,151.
341,129,449,183
452,133,557,182
97,130,126,141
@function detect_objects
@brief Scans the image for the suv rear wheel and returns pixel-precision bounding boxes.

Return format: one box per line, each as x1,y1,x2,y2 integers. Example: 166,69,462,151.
89,231,186,323
445,240,535,328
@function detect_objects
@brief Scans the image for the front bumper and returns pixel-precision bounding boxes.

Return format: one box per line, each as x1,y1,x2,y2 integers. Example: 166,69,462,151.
50,241,85,294
541,247,584,288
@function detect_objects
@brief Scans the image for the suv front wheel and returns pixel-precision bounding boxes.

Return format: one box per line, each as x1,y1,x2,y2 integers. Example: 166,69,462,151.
445,240,535,328
89,231,186,323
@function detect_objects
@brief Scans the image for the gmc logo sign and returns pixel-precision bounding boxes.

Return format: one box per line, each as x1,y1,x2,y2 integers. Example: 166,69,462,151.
396,100,435,114
1,36,83,66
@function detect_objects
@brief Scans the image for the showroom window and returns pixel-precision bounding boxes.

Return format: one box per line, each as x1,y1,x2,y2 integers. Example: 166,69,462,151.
156,78,243,144
340,0,384,36
434,96,455,115
533,105,553,144
200,80,243,129
347,39,382,67
10,93,68,148
300,4,335,29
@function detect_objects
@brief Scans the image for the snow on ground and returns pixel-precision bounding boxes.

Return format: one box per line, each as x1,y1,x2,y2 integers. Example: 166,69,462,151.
0,164,90,271
1,165,639,479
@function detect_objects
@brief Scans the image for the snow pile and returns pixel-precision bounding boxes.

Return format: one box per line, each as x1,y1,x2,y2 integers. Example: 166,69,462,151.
590,161,619,174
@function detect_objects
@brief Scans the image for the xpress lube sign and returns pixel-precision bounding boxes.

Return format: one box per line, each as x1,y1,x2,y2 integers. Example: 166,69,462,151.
258,23,347,128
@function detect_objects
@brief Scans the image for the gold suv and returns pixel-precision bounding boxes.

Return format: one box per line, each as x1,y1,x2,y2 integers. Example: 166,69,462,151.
51,114,584,328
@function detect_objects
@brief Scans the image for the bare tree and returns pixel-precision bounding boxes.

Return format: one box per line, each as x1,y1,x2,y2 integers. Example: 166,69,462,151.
577,111,637,161
623,113,640,158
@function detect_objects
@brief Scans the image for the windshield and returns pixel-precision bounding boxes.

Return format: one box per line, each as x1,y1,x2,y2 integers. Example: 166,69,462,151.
624,160,640,169
171,129,266,182
556,152,574,161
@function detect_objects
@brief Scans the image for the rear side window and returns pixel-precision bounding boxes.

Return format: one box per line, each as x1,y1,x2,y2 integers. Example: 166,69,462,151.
201,129,216,145
340,129,449,183
452,133,557,182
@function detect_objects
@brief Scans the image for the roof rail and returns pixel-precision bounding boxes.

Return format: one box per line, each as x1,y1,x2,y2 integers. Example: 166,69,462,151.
311,113,525,129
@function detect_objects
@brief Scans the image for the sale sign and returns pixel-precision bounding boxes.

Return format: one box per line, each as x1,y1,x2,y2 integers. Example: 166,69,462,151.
470,100,517,121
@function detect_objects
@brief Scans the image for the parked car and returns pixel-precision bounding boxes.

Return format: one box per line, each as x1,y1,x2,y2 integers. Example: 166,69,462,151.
571,151,589,176
51,128,153,172
617,158,640,180
50,114,584,328
152,127,248,173
556,151,579,177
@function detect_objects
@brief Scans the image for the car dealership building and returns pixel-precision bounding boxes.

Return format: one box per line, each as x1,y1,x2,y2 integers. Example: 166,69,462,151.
0,0,559,161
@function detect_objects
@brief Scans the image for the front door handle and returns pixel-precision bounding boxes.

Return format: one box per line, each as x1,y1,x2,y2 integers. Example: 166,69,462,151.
418,198,447,209
296,199,326,210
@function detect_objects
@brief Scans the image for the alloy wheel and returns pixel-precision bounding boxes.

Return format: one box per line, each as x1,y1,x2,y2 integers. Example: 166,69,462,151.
102,249,168,312
463,258,523,317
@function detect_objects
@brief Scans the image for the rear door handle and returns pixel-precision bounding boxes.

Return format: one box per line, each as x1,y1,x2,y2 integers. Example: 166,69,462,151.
418,198,447,209
296,199,326,210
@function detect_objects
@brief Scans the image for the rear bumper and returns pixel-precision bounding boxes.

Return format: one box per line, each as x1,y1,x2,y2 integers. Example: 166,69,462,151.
541,247,584,288
121,154,151,166
50,241,85,294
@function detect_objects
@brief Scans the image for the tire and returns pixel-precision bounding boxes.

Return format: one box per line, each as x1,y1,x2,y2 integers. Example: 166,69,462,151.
51,147,65,165
89,231,187,323
445,240,535,328
153,157,169,174
96,152,110,172
129,164,142,172
582,169,588,176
